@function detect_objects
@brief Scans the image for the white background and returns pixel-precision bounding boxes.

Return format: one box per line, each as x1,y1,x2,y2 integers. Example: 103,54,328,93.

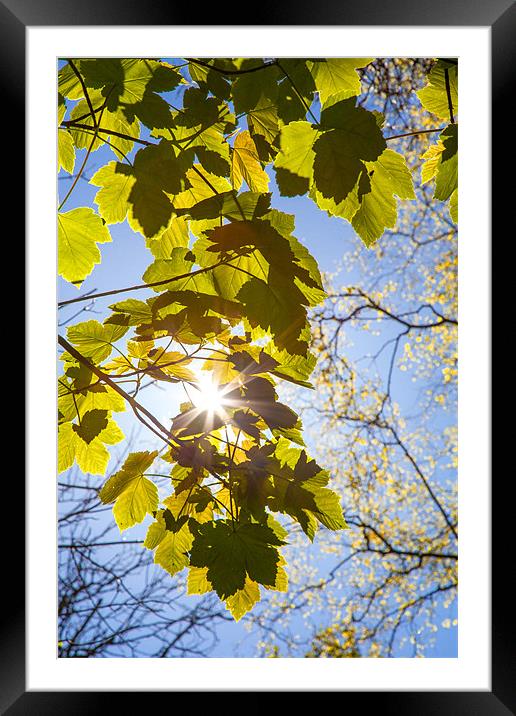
27,26,490,690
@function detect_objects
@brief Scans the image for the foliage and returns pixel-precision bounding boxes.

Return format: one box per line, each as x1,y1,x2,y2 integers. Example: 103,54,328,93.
57,57,457,620
58,459,230,657
242,60,458,657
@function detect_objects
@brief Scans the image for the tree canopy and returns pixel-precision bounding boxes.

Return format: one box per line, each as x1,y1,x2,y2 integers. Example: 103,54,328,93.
57,56,458,622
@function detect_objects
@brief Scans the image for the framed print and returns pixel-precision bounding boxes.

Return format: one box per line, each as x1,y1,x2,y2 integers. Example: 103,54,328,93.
3,0,509,711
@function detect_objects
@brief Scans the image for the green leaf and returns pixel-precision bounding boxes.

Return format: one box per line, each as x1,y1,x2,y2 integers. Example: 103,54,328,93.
69,96,140,157
61,58,182,112
449,188,458,223
74,435,111,475
142,247,195,292
417,59,458,120
144,516,167,550
80,385,126,413
351,149,415,247
274,121,318,197
267,448,347,540
116,140,194,239
276,59,316,123
231,64,279,115
105,298,152,326
237,272,308,355
309,58,373,102
72,409,108,445
189,521,285,599
58,207,111,286
67,320,129,364
146,217,190,258
312,100,386,205
247,98,280,145
434,124,458,202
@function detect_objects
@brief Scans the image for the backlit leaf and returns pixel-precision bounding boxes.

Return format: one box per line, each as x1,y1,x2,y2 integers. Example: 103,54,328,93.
58,207,111,286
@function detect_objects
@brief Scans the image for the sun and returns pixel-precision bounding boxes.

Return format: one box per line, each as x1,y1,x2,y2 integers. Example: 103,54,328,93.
190,371,225,415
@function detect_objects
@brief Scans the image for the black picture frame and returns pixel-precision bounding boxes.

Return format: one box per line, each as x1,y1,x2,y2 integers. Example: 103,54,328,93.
6,1,507,711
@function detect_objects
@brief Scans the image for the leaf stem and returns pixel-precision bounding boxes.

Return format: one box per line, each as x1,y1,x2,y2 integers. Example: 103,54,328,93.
385,127,444,141
186,58,278,76
444,67,455,124
57,258,231,307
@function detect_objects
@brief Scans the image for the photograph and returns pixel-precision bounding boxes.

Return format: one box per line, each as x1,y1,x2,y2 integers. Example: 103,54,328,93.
56,55,459,659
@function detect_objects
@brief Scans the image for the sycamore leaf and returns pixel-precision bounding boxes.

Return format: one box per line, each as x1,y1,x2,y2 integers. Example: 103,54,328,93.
449,188,458,223
58,207,111,286
67,320,128,364
237,272,309,355
60,58,182,112
105,298,152,327
189,521,285,599
99,450,159,503
312,99,386,205
276,58,316,123
69,95,140,157
142,247,195,292
225,577,261,621
144,516,167,550
351,149,415,247
421,125,458,199
187,566,213,595
91,162,135,225
417,59,458,121
433,124,458,202
100,450,159,530
80,385,126,413
231,131,269,193
60,417,124,476
58,422,76,473
146,217,190,258
154,522,193,576
72,409,108,445
113,477,159,531
173,165,231,213
274,121,318,197
74,436,111,476
58,128,75,174
231,64,279,115
247,98,280,145
309,58,373,102
98,141,194,239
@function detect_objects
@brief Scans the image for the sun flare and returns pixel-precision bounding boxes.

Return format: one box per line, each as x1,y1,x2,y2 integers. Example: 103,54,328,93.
190,372,225,415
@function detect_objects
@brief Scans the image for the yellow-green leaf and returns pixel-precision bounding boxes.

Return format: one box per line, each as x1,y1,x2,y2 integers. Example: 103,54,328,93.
225,577,261,621
309,58,373,102
58,207,111,286
154,523,193,576
67,320,128,364
231,130,269,193
58,128,75,174
187,566,212,595
417,59,458,121
113,476,159,531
